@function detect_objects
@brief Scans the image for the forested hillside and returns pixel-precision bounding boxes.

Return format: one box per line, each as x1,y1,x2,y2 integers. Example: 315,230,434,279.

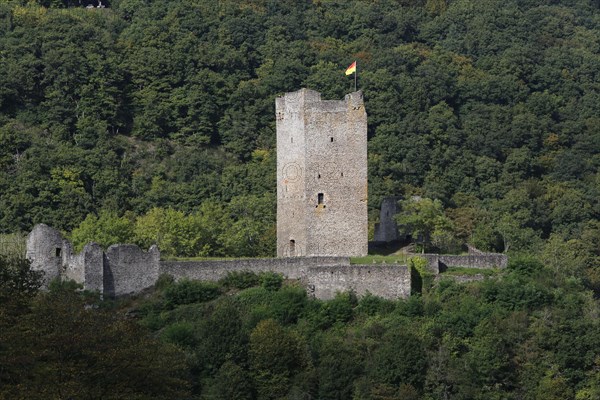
0,0,598,265
1,2,600,398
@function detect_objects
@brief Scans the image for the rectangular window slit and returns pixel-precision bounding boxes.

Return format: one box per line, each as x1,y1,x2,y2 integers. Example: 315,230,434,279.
317,193,326,208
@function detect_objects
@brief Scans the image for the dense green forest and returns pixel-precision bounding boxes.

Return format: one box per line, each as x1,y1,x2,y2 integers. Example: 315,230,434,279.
0,0,598,262
1,1,599,398
2,254,600,399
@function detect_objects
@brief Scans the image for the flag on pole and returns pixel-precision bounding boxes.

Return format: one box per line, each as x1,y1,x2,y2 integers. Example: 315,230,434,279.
345,61,357,76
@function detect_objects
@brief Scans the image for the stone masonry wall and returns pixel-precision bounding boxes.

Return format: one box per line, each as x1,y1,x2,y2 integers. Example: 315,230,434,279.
81,243,104,293
64,242,104,293
159,256,349,282
421,253,508,274
26,225,509,301
104,244,160,297
26,223,65,286
276,89,368,257
160,258,410,300
305,265,411,300
373,196,401,242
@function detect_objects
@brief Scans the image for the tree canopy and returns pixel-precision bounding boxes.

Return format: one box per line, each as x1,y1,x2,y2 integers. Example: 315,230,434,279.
0,0,597,261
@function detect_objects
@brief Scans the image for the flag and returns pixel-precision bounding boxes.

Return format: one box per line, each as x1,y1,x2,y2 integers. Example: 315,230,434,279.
345,61,356,76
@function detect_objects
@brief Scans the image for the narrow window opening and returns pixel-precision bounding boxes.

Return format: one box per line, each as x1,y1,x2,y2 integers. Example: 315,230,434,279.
289,240,296,256
317,193,326,208
341,172,344,177
318,173,321,179
330,137,334,142
55,248,62,257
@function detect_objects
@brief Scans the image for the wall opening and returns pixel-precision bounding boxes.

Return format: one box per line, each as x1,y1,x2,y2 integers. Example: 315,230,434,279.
289,239,296,256
55,248,61,257
318,173,321,179
317,193,325,208
330,137,334,142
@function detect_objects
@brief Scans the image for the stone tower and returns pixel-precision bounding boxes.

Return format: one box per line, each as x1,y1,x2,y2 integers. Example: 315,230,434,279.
276,88,368,257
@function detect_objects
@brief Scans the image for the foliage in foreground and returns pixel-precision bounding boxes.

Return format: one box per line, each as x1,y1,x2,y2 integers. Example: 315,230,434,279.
0,258,190,399
2,256,600,399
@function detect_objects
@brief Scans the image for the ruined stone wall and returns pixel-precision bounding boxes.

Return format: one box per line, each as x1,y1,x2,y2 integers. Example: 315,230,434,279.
63,241,104,292
305,265,411,300
26,224,67,286
276,89,368,257
159,256,349,282
25,224,509,301
421,253,508,274
160,258,409,300
373,196,401,242
83,243,104,293
435,274,486,284
104,244,160,297
26,224,106,292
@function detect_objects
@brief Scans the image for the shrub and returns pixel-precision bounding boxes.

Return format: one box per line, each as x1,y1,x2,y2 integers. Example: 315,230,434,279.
258,271,283,291
272,285,308,325
219,270,260,290
164,279,221,308
155,274,175,290
356,292,395,316
508,255,545,276
315,292,356,329
396,295,425,317
409,256,434,293
161,322,197,348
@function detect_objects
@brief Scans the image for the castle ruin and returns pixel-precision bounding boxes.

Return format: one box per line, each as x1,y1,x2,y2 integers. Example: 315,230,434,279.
276,89,368,257
24,89,507,300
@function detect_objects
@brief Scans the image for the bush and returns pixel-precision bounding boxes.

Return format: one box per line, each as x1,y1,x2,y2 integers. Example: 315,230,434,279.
508,255,545,276
161,322,197,348
219,270,260,290
164,279,221,308
396,295,425,317
481,277,554,311
258,271,283,291
155,274,175,290
356,292,396,316
409,256,434,293
272,285,308,325
315,292,356,329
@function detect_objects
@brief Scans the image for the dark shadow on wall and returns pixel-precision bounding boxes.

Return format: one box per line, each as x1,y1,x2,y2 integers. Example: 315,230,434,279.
410,266,422,295
103,254,115,298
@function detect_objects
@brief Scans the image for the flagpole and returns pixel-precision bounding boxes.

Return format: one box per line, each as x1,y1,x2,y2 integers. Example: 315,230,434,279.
355,61,357,91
